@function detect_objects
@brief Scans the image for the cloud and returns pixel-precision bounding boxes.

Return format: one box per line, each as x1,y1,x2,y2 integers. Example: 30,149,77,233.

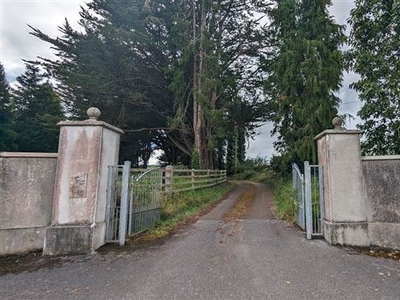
247,122,277,159
1,0,85,80
329,0,355,29
338,71,361,124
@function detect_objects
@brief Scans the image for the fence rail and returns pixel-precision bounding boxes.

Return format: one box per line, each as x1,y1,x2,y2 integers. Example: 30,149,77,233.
162,167,227,194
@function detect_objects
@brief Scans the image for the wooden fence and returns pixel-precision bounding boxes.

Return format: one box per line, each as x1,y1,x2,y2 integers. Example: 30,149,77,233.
162,166,227,194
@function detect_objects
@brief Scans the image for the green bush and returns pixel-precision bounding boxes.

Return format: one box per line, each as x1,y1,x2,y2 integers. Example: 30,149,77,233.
230,156,274,182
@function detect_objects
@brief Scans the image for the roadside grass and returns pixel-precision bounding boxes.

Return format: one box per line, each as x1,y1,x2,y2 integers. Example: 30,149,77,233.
130,182,234,242
271,179,297,222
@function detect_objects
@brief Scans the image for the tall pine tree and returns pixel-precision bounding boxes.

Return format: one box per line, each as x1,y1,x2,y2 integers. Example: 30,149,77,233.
12,64,64,152
265,0,345,170
0,63,17,151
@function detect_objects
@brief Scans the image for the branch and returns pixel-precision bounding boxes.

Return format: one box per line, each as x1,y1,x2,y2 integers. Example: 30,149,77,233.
123,127,171,132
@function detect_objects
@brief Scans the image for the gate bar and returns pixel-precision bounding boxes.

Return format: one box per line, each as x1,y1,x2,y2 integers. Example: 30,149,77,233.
119,161,131,246
105,166,116,242
304,161,312,240
319,165,325,234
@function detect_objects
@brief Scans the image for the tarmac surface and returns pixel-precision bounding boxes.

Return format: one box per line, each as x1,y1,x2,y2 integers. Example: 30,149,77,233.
1,182,400,300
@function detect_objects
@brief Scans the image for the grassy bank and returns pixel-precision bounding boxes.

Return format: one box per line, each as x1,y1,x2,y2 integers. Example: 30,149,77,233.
130,182,233,242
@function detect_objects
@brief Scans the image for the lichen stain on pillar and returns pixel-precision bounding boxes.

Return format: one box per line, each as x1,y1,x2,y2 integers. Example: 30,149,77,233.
69,172,88,198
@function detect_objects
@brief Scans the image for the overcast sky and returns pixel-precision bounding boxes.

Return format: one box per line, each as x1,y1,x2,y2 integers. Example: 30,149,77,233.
0,0,359,160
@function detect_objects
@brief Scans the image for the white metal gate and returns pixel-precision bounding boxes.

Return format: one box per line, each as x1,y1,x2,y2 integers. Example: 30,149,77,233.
292,162,325,239
105,161,162,245
128,168,162,235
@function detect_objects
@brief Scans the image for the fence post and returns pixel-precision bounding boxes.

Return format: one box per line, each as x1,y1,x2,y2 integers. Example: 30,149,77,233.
165,165,174,195
191,169,195,189
119,160,131,246
304,161,312,240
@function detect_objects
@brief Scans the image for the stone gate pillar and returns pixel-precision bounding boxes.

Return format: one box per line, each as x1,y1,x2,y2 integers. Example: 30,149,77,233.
43,108,123,255
315,117,369,246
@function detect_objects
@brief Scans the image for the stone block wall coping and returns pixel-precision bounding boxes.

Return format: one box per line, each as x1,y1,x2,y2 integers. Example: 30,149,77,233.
314,129,361,141
362,155,400,161
57,120,124,134
0,152,58,158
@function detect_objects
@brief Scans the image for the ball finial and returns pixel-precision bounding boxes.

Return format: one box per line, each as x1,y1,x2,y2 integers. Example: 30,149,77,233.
332,116,344,130
87,107,101,120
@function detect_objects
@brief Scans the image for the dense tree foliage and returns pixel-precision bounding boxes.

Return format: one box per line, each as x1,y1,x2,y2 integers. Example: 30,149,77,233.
2,0,366,173
29,0,174,164
12,64,64,152
348,0,400,155
29,0,269,168
166,0,269,168
0,63,17,151
264,0,345,170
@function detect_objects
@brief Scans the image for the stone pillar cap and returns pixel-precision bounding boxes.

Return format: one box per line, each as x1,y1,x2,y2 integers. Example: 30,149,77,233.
57,107,124,134
332,116,345,130
314,116,361,140
87,107,101,120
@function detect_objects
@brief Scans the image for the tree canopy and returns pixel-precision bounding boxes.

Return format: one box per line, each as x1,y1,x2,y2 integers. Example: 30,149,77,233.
29,0,270,168
264,0,345,171
348,0,400,155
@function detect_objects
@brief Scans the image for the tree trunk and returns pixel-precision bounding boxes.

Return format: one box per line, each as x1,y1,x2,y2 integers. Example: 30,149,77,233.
193,0,210,169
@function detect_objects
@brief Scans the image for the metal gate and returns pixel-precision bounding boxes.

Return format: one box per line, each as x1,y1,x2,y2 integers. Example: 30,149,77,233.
292,162,325,239
105,161,162,245
128,167,162,235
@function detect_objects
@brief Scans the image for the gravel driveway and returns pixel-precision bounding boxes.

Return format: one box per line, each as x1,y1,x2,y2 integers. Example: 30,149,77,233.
1,182,399,300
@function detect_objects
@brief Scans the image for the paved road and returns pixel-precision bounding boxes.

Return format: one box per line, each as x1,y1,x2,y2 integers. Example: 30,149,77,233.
1,182,400,299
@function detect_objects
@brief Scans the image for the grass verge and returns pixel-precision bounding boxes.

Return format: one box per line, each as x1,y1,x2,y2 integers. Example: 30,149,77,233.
270,179,297,222
129,182,234,243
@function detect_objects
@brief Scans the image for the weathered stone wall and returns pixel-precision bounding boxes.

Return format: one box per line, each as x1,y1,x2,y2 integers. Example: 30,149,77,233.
362,156,400,249
0,152,57,255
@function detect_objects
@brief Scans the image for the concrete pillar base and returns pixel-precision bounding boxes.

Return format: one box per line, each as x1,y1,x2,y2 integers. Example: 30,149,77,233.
324,221,370,247
43,222,105,256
